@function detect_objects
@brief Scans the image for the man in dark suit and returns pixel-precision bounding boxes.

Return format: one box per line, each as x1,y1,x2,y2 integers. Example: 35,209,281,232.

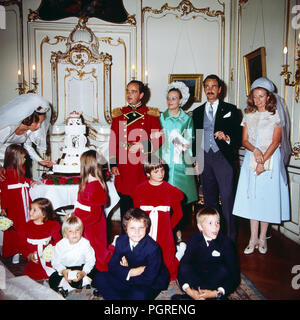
175,207,240,300
93,208,169,300
192,74,241,242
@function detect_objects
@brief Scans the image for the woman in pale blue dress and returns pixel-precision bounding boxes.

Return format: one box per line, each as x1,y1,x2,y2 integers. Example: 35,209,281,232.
233,78,291,255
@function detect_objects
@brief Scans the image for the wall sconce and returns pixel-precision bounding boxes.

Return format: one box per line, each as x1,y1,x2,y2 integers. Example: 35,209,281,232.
17,64,39,95
280,43,300,103
131,64,136,80
292,142,300,160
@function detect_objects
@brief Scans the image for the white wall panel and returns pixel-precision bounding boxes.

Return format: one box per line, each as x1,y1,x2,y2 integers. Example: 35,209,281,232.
142,0,225,112
27,21,136,113
0,5,22,105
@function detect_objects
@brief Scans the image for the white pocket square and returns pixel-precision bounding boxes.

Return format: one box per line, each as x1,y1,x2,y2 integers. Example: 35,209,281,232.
223,112,231,118
212,250,220,257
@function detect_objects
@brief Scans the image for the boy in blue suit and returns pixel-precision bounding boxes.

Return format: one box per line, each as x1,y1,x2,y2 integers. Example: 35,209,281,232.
93,208,169,300
174,207,240,300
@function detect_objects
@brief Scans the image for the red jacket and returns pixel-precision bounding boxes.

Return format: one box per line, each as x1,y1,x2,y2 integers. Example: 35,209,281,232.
109,105,162,197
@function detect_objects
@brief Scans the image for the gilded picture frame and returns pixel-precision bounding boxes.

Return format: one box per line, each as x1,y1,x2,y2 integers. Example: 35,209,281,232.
168,74,203,103
243,47,266,96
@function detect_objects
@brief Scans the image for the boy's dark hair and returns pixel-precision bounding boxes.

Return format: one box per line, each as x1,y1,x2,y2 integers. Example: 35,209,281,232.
142,154,165,177
122,208,151,234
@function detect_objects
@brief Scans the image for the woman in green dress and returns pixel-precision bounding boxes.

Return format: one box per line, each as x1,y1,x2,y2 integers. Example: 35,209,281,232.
159,81,198,235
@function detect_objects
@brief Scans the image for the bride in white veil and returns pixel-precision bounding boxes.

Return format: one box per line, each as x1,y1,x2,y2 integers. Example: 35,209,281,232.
0,93,55,180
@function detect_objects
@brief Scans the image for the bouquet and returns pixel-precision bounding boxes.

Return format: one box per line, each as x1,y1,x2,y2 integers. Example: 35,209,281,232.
0,216,13,231
42,244,55,262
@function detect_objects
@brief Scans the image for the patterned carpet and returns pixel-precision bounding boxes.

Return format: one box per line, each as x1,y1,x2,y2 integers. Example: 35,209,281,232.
0,246,266,301
63,274,265,300
0,251,265,301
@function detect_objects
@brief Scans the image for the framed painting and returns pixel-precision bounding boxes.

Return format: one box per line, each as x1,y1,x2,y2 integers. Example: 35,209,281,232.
34,0,129,23
168,73,203,103
243,47,266,96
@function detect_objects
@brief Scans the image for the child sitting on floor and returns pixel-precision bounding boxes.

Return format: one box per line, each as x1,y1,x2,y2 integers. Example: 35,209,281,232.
19,198,61,280
93,208,169,300
49,215,96,298
174,206,240,300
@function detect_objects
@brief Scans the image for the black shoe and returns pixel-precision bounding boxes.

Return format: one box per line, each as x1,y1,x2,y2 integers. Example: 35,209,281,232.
57,287,68,298
93,289,102,297
171,293,191,300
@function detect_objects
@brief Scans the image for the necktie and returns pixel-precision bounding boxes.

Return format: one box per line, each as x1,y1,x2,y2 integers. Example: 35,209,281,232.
207,240,211,246
209,103,214,121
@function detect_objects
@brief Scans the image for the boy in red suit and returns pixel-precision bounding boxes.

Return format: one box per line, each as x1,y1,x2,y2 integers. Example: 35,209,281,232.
109,80,163,232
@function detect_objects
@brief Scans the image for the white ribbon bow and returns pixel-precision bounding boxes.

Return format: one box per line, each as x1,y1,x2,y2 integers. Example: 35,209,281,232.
27,236,55,276
74,201,91,212
140,205,170,241
7,182,30,222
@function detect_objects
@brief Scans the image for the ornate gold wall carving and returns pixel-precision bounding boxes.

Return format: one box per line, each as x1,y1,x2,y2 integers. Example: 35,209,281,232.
142,0,224,20
142,0,225,81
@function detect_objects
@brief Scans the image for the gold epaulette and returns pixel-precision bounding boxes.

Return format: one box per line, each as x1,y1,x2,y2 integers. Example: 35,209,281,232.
147,107,160,117
111,107,123,118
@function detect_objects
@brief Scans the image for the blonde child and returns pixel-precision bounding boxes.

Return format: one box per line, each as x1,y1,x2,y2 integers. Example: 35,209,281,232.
19,197,61,280
0,144,40,264
73,150,114,272
49,215,96,297
175,207,240,300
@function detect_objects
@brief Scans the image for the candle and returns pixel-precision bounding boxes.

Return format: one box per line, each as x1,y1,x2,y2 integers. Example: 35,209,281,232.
32,64,36,79
283,47,288,65
145,70,148,84
131,64,135,79
17,69,22,84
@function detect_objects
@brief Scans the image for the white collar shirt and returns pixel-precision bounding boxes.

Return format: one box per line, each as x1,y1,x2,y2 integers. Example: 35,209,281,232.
205,99,219,119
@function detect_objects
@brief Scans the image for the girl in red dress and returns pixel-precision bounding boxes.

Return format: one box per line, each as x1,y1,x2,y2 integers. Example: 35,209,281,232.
73,150,114,272
0,144,40,264
19,197,61,280
132,155,184,281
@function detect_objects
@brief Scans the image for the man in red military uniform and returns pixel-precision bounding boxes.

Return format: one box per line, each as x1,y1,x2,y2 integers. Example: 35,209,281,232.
109,80,162,232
